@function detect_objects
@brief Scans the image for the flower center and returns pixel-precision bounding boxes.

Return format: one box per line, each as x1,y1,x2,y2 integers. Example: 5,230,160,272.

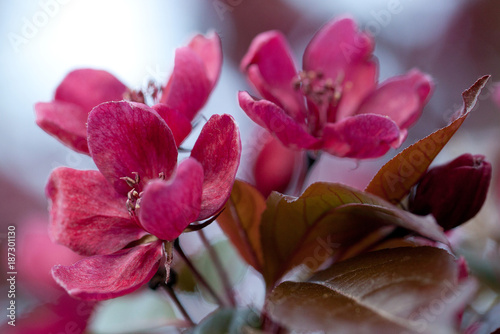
123,80,163,106
120,171,167,218
293,70,344,108
120,172,142,217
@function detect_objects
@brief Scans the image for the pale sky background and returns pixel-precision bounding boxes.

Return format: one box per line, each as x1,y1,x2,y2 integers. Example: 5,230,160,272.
2,0,500,331
0,0,497,207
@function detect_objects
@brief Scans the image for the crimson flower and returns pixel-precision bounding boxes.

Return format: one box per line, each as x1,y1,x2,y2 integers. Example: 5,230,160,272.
47,101,240,300
252,131,300,198
409,153,491,231
35,32,221,154
238,17,433,159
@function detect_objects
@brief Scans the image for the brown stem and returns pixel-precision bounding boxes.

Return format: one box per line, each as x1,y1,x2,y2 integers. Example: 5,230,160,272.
197,229,237,307
161,284,194,327
173,239,225,307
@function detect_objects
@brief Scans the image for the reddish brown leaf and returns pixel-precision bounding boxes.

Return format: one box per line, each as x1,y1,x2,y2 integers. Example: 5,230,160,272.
217,180,265,272
259,182,447,288
366,75,490,203
267,247,476,334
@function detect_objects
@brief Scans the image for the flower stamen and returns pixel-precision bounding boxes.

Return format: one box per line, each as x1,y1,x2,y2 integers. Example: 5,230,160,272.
120,172,141,188
121,172,142,217
123,79,163,106
293,70,344,107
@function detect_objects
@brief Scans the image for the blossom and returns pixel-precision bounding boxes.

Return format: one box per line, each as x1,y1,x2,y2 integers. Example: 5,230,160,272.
251,130,300,198
35,32,222,154
409,153,491,231
48,101,240,300
238,17,433,159
5,217,96,334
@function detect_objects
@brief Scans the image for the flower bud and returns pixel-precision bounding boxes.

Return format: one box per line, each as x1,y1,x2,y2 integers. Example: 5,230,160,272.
409,153,491,230
253,132,298,198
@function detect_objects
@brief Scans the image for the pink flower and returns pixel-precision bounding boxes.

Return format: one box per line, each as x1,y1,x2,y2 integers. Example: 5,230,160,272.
238,17,433,159
48,101,240,300
251,131,300,198
35,32,222,154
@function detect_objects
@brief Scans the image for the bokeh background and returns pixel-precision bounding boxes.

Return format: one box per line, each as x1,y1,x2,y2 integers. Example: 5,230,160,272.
1,0,500,332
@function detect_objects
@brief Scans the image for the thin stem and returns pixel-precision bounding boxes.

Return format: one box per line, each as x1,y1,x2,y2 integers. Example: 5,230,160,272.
292,151,318,197
197,229,237,307
161,283,194,327
173,239,225,307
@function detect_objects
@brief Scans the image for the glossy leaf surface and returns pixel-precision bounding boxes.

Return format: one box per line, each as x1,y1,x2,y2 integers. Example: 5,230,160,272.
259,182,448,287
267,247,475,334
366,75,490,203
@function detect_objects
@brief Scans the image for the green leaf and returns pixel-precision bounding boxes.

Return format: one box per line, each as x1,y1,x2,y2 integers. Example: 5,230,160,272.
458,247,500,293
174,260,197,293
193,239,248,304
217,180,265,272
88,289,185,333
366,75,490,203
259,182,448,288
266,247,476,334
190,308,261,334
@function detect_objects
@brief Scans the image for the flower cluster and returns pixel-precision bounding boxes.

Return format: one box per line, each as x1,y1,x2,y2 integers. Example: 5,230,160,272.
35,32,221,153
239,17,433,159
38,33,241,301
33,15,496,334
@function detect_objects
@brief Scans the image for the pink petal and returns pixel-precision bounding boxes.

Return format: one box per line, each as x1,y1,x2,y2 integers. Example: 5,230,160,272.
87,101,178,196
18,217,85,297
303,17,378,121
35,101,90,154
52,241,162,301
322,114,401,159
139,158,203,241
160,47,212,121
187,32,222,89
152,103,192,146
355,69,434,129
333,61,378,121
54,68,127,114
0,291,96,333
242,31,306,123
191,114,242,220
46,167,147,256
303,17,374,81
253,132,299,198
238,91,321,150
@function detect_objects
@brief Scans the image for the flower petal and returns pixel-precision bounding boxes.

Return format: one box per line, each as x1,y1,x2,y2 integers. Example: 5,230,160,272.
46,167,147,256
87,101,178,195
322,114,401,159
139,158,203,241
333,61,378,121
52,241,162,301
152,103,192,146
238,91,320,150
187,32,222,89
253,132,300,198
355,69,434,129
54,68,127,114
191,114,242,220
35,101,90,154
241,31,306,123
303,17,378,121
160,47,212,122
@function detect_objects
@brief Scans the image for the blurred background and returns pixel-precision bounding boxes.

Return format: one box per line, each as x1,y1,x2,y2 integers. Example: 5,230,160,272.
1,0,500,332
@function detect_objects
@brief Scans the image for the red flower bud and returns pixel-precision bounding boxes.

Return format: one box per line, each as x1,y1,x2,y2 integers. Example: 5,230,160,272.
409,154,491,230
